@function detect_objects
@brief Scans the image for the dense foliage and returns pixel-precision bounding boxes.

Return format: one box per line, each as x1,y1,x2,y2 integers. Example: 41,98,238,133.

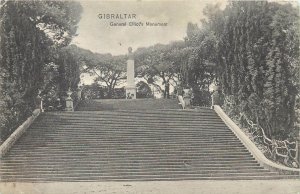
134,41,187,99
134,1,299,139
41,45,83,111
209,2,299,139
0,1,82,142
58,46,128,98
81,83,126,99
136,81,153,98
134,30,216,103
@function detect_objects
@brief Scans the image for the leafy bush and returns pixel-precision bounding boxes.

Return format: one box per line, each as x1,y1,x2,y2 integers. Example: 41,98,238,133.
136,81,153,98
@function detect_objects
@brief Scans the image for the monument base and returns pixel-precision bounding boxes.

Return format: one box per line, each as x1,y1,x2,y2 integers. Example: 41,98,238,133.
126,87,136,99
65,99,74,112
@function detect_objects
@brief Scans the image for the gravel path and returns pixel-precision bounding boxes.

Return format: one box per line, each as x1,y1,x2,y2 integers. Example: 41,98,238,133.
0,180,299,194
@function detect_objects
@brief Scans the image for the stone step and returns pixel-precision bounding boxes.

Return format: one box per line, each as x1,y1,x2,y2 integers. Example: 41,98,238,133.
10,141,245,146
28,126,232,131
46,115,218,120
10,146,249,151
3,156,256,162
42,111,218,117
0,168,266,174
79,109,213,113
0,162,261,168
21,133,236,138
0,172,280,180
12,142,246,148
5,158,256,163
10,147,250,153
21,132,237,137
33,120,227,124
15,142,245,147
1,159,260,165
30,123,229,127
24,127,231,131
76,99,182,111
116,108,213,112
14,136,243,142
10,145,247,151
30,124,229,129
2,175,296,182
18,133,237,141
46,109,216,116
0,169,273,177
38,118,225,123
42,111,218,116
39,120,224,125
19,129,236,136
0,168,278,175
16,139,242,144
19,136,238,141
6,151,253,158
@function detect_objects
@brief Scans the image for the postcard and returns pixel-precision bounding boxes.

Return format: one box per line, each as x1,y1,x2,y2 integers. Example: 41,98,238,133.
0,0,299,193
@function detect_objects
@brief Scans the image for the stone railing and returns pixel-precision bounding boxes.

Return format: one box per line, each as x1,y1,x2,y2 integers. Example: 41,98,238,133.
240,113,299,167
223,96,299,168
0,109,41,158
214,105,300,174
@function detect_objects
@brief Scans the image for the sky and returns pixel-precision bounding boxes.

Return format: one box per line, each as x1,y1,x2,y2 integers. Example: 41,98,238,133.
72,0,297,88
72,0,227,56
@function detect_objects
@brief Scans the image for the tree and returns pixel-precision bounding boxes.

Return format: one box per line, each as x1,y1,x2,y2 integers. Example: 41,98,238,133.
135,41,185,98
0,1,82,141
262,3,299,137
82,52,127,98
201,1,300,138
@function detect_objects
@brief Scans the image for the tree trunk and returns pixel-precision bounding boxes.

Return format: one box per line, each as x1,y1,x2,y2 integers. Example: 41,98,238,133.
165,83,170,99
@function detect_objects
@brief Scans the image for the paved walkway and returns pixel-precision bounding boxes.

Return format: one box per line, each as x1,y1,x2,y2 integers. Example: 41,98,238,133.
0,180,299,194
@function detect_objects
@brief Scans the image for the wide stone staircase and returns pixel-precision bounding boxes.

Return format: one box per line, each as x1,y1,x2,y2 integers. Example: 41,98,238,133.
0,99,296,181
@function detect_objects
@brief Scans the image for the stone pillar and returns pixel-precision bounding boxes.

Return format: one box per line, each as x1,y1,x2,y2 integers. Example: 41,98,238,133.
183,88,192,109
77,87,82,101
36,90,44,112
125,47,136,99
65,89,74,112
211,85,220,108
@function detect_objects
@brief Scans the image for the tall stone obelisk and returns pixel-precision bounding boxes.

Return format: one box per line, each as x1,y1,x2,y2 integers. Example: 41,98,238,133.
126,47,136,99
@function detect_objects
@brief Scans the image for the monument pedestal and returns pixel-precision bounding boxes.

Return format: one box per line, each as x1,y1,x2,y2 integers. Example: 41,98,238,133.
126,86,136,99
65,99,74,111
